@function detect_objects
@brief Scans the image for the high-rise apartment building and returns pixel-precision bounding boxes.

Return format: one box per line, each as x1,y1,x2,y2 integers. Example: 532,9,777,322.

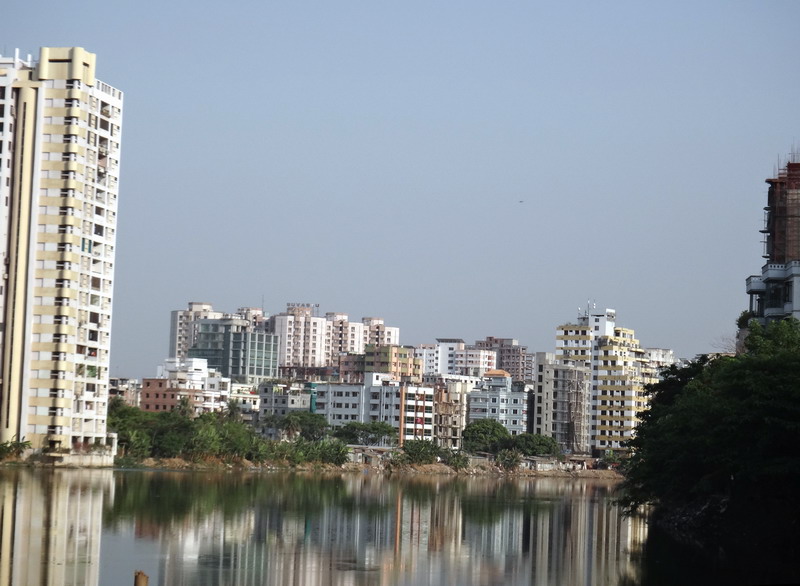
473,336,534,382
324,313,400,365
169,301,224,360
171,302,402,379
746,155,800,322
0,48,122,459
268,304,328,370
531,352,591,454
314,373,435,444
555,307,670,454
187,316,278,384
268,304,401,373
415,339,497,378
338,344,421,383
467,369,528,436
168,303,277,384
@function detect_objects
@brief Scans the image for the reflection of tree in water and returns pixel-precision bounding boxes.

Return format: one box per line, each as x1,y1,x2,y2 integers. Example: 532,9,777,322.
459,479,561,525
104,472,399,529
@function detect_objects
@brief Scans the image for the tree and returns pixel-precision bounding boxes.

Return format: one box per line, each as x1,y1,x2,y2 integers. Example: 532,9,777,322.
619,318,800,557
744,318,800,357
462,419,510,454
333,421,396,445
440,450,470,471
126,429,152,459
221,399,243,423
187,418,221,460
507,433,560,457
280,412,328,441
151,411,193,457
401,440,442,464
280,414,302,440
317,439,350,465
175,396,194,418
0,436,31,460
219,420,255,461
496,449,522,471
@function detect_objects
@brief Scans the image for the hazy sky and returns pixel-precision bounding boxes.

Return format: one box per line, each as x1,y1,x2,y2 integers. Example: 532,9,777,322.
4,1,799,376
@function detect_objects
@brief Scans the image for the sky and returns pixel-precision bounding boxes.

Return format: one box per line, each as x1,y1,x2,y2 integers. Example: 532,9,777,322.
3,1,799,376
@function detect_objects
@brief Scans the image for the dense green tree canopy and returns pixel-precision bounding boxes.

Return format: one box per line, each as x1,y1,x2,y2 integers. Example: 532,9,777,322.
462,419,510,453
505,433,560,457
279,412,329,441
620,318,800,556
332,421,396,445
107,399,344,465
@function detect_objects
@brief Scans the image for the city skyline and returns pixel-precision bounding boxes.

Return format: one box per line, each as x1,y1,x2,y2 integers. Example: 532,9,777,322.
3,2,798,376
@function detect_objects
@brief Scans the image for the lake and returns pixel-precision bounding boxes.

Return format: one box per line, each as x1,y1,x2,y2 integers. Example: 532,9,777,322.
0,468,768,585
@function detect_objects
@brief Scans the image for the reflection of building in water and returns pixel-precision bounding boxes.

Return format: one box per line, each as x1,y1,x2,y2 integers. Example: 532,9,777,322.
139,475,645,586
0,470,112,586
458,479,646,585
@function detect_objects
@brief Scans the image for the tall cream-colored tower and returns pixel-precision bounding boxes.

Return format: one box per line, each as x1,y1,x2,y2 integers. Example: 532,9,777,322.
0,48,122,459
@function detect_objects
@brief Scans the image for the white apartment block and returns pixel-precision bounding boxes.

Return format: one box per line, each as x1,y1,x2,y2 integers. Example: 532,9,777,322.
415,339,497,378
555,307,673,453
325,312,366,360
421,373,482,387
325,314,401,366
268,304,401,370
141,358,260,417
361,317,399,347
169,301,224,360
315,373,435,443
268,304,328,368
467,370,528,436
0,48,122,459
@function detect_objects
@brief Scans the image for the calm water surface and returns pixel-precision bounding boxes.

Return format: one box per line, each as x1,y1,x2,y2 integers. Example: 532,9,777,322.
0,468,757,585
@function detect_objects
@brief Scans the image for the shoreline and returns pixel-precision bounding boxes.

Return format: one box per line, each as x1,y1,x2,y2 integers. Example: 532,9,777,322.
2,457,623,480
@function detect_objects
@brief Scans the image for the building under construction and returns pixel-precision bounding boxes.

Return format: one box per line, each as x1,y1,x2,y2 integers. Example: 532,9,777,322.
747,154,800,322
530,352,591,455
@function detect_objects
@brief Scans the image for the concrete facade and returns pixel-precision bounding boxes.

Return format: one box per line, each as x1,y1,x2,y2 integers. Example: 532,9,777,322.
415,339,497,378
339,344,421,383
531,352,591,454
187,313,278,384
467,369,529,436
315,373,435,444
474,336,534,382
168,302,224,361
555,307,670,453
0,48,122,457
140,358,259,418
746,157,800,323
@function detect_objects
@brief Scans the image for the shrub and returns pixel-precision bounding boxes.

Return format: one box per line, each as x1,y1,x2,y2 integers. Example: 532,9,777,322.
401,440,441,464
496,449,522,472
440,450,470,471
